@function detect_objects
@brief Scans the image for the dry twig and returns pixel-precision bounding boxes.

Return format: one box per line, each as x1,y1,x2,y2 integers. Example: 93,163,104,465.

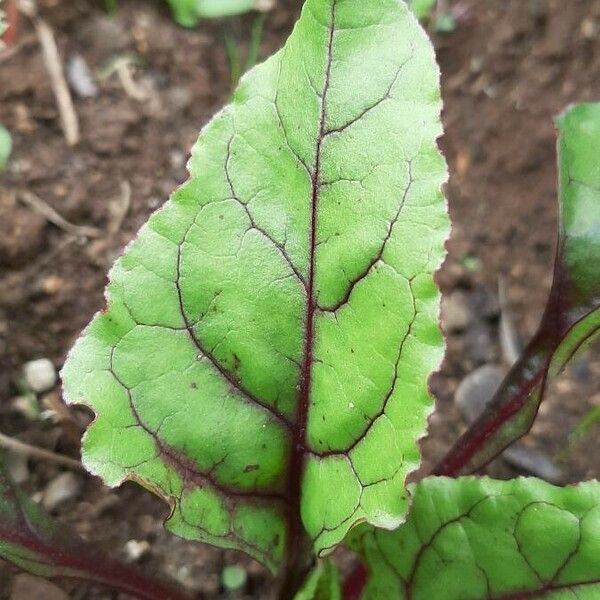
0,431,83,470
115,59,148,101
18,189,102,238
107,180,131,235
19,0,79,145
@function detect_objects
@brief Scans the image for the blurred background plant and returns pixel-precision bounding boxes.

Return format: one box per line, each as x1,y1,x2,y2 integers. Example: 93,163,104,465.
0,126,12,172
565,404,600,455
165,0,275,86
409,0,457,32
166,0,261,26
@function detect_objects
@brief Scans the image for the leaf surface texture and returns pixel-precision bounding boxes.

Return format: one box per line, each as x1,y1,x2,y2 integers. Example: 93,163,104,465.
62,0,447,569
351,477,600,600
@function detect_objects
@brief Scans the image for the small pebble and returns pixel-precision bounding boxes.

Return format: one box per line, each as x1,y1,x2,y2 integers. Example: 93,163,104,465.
41,274,65,295
67,54,98,98
42,472,82,512
124,539,151,562
581,18,597,39
503,444,563,484
169,149,186,170
455,364,506,423
23,358,57,393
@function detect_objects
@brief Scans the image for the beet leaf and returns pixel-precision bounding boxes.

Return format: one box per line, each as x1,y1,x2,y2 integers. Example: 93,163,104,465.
62,0,447,583
350,476,600,600
435,103,600,477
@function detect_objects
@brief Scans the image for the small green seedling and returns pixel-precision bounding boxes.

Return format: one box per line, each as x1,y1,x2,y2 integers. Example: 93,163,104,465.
103,0,118,14
167,0,267,86
434,11,456,32
224,12,265,88
1,2,599,599
567,404,600,450
222,565,247,592
408,0,456,32
167,0,257,27
0,6,6,37
408,0,436,20
0,125,12,171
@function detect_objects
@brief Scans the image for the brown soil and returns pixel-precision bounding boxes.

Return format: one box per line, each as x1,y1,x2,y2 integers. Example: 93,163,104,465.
0,0,599,598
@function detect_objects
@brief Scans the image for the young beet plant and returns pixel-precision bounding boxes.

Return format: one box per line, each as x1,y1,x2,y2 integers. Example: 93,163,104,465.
0,1,598,599
68,0,448,594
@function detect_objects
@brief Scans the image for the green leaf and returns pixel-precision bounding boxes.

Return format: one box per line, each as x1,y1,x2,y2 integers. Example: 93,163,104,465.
165,0,197,26
0,8,6,38
0,125,12,172
350,476,600,600
408,0,436,21
166,0,256,26
294,560,341,600
0,453,191,600
435,103,600,477
62,0,447,574
196,0,256,18
434,13,456,33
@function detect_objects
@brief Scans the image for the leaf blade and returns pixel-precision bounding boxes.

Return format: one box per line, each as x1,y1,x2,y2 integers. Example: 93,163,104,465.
350,476,600,600
63,0,447,570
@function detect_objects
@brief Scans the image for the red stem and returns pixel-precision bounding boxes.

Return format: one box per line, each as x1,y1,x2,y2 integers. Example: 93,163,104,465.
2,0,19,47
0,526,192,600
342,563,367,600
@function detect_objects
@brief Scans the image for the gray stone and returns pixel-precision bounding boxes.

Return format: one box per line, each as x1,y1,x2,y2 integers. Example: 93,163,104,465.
124,539,151,562
42,472,82,512
503,445,563,484
23,358,56,393
455,364,506,423
67,54,98,99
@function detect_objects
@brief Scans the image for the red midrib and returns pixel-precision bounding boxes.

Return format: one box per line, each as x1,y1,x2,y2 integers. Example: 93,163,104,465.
285,0,338,564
